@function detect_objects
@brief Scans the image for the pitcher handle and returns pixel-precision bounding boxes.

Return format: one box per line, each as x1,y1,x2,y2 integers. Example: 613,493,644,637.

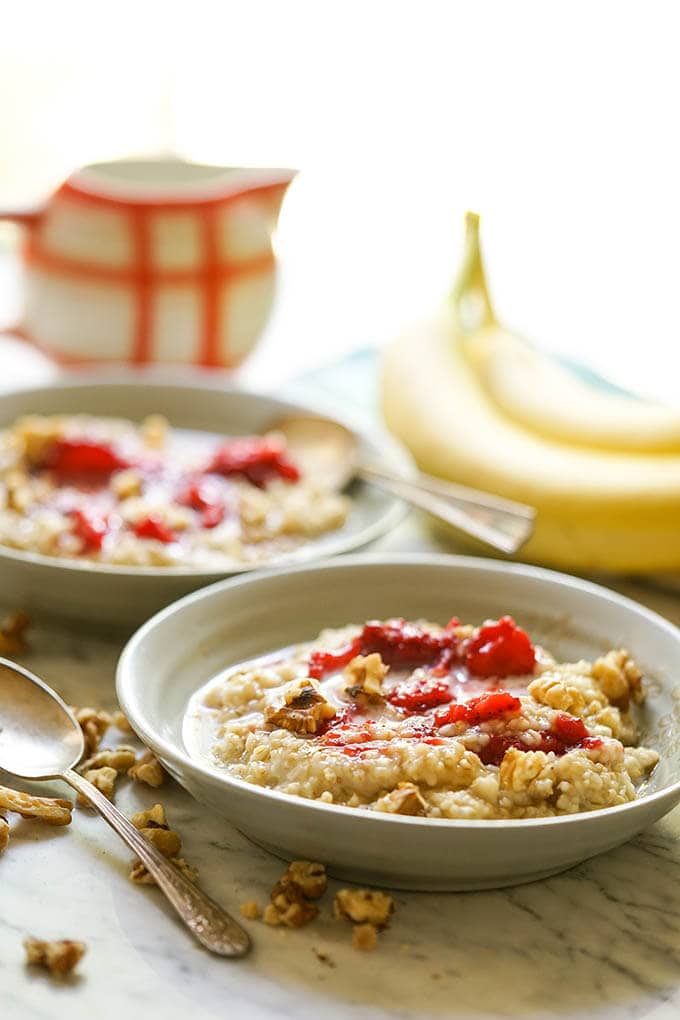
0,206,44,228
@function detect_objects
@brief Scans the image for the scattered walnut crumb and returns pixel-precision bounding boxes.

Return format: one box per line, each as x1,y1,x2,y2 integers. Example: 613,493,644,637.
128,804,196,883
334,888,395,928
0,611,30,655
0,813,9,852
131,802,167,829
264,678,336,734
375,782,427,816
131,803,182,858
263,859,326,928
129,856,198,885
344,653,388,703
24,937,86,977
72,707,111,755
240,899,261,920
268,887,319,928
77,766,118,806
0,785,72,826
280,860,327,900
128,750,165,787
352,923,378,951
80,745,136,774
111,709,132,732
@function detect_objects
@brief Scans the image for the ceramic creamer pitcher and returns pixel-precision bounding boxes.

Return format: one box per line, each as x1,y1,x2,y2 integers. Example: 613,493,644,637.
0,158,296,369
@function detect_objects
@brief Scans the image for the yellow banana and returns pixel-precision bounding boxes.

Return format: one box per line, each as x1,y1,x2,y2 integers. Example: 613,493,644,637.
380,212,680,573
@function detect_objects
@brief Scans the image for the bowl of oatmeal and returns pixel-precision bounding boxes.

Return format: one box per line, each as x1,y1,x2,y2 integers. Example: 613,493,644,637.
117,555,680,890
0,379,410,625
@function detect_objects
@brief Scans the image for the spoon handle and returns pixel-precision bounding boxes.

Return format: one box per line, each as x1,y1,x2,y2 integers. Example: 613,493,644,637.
358,465,535,555
63,769,250,957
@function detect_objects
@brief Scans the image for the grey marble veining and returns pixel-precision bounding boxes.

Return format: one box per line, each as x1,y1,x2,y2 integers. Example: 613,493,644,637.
3,521,680,1020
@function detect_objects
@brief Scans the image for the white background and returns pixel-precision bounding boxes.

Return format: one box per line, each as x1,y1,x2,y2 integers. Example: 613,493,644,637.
1,0,679,396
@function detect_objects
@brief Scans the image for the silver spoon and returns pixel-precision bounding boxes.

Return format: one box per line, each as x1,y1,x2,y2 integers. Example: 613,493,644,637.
0,657,250,958
274,415,535,555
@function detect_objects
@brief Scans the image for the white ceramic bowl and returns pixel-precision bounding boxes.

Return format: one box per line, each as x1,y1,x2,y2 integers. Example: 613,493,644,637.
0,378,409,627
117,554,680,891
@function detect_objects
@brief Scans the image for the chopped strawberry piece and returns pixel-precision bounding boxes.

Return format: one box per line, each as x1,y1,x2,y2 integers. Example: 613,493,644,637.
464,616,536,678
359,619,459,670
308,638,362,679
552,712,589,745
44,438,130,483
308,619,461,679
133,515,175,543
206,436,300,488
70,507,109,552
434,691,521,727
201,504,226,529
177,478,226,529
389,675,452,712
475,734,527,766
580,736,604,750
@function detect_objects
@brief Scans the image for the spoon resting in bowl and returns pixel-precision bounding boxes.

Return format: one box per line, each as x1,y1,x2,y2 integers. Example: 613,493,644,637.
274,415,535,555
0,657,250,958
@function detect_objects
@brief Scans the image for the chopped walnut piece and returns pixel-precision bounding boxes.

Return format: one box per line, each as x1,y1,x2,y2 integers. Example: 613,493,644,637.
111,468,143,499
240,899,261,920
0,611,30,655
111,709,132,732
129,856,198,885
266,894,318,928
281,860,327,900
131,803,167,829
0,785,72,826
334,888,395,928
376,782,427,816
141,414,168,449
352,923,378,951
128,750,166,787
72,707,111,755
131,803,182,857
77,766,117,806
264,859,325,928
344,653,388,703
24,937,86,977
80,746,136,774
263,903,283,926
264,678,336,735
591,649,644,709
15,415,65,466
0,814,9,852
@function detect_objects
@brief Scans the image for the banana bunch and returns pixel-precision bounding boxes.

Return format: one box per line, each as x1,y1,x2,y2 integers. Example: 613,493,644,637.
381,212,680,573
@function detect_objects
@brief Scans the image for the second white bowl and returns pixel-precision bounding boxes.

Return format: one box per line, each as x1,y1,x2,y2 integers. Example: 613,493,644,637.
117,554,680,890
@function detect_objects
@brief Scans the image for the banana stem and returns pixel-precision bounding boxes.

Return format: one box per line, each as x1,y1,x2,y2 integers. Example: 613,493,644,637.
451,211,496,333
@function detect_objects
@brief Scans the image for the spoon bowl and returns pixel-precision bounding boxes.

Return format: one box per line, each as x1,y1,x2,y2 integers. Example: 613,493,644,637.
0,659,83,779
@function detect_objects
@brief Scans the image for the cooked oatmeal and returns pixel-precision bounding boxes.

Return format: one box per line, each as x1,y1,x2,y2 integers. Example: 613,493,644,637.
188,616,659,819
0,414,349,568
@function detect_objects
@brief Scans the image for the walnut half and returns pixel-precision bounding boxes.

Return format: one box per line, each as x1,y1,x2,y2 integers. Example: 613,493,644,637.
264,678,335,735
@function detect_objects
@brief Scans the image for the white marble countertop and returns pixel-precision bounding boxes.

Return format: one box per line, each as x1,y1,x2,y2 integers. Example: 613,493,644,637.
3,517,680,1020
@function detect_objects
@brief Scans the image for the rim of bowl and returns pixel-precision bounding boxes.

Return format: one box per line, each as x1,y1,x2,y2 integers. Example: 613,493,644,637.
116,552,680,831
0,375,411,578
